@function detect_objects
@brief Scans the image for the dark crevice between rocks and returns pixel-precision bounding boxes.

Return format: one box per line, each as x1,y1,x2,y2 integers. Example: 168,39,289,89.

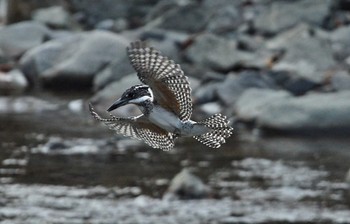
42,76,93,92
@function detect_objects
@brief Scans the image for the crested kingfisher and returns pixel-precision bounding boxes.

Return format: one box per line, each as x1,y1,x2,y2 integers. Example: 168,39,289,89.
89,41,233,150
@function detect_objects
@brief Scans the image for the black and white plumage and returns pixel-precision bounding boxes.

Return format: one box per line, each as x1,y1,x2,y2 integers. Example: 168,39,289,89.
89,41,233,150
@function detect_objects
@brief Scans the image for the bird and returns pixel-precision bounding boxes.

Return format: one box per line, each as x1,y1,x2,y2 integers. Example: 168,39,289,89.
89,41,233,150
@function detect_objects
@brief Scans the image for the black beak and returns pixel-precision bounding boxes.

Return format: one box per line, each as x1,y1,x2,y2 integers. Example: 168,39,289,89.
107,98,128,112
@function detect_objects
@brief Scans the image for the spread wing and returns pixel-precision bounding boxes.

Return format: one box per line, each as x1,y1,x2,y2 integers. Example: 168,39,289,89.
89,104,174,150
127,41,192,121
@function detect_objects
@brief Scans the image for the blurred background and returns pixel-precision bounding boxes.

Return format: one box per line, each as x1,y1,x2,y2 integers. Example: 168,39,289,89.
1,0,350,223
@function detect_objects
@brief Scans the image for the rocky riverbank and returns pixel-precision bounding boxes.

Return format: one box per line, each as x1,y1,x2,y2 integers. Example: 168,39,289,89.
1,0,350,136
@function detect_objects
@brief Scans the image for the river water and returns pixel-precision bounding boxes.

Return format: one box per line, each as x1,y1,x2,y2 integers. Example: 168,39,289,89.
1,101,350,224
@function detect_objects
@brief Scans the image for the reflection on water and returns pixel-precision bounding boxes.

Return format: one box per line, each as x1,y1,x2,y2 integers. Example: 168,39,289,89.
1,112,350,223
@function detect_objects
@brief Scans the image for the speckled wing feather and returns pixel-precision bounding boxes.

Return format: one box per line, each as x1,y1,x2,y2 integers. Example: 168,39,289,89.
89,104,175,150
127,41,192,121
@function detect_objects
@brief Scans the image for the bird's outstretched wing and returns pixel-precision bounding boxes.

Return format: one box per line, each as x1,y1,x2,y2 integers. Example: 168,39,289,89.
127,41,192,121
89,104,174,150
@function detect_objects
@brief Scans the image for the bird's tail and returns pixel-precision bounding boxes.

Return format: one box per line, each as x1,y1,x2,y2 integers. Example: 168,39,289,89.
193,114,233,148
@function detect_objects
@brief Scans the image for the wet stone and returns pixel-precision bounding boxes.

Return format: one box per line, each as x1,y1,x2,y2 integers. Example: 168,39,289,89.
32,6,72,28
0,69,28,95
19,31,129,89
0,21,50,58
331,70,350,91
164,168,212,200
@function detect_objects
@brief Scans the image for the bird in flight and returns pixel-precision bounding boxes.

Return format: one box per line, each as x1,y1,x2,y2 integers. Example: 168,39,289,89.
89,41,233,150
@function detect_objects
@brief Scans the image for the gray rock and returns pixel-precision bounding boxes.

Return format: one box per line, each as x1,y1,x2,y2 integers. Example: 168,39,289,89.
236,89,350,131
19,31,129,88
19,36,74,85
188,77,201,93
192,82,221,105
145,0,179,22
267,24,336,84
95,18,129,32
149,3,212,33
32,6,71,28
180,63,226,82
266,71,319,96
216,71,277,106
201,0,243,9
69,0,158,28
93,56,134,91
199,102,223,116
48,30,76,40
0,96,58,114
140,29,189,61
330,25,350,60
164,169,211,200
5,0,65,23
0,21,50,58
0,69,28,95
186,33,257,71
95,19,115,30
206,5,242,34
331,71,350,91
235,89,292,122
253,0,332,35
68,99,84,113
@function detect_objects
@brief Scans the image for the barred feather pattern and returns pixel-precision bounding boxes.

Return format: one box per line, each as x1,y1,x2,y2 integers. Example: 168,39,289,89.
89,104,175,150
127,41,192,121
193,114,233,148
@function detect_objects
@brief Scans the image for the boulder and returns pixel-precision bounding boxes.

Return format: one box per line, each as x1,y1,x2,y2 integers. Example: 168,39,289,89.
235,89,350,131
95,18,129,32
145,0,179,22
331,71,350,91
69,0,159,28
0,69,28,95
93,56,134,91
267,24,336,84
149,3,212,33
235,88,292,121
253,0,333,35
192,82,221,105
266,71,319,96
216,71,277,106
185,33,257,71
330,25,350,60
199,102,223,116
0,21,50,58
19,31,129,89
32,6,72,28
163,169,211,200
206,5,242,34
5,0,65,23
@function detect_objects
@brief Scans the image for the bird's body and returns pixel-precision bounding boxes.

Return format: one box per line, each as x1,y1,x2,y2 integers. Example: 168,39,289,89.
146,103,211,136
89,41,233,150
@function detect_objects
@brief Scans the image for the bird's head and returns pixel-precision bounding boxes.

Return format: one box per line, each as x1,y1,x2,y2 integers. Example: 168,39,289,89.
107,85,153,112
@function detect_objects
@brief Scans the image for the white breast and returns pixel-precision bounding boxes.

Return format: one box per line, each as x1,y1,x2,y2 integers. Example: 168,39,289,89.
147,106,182,133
